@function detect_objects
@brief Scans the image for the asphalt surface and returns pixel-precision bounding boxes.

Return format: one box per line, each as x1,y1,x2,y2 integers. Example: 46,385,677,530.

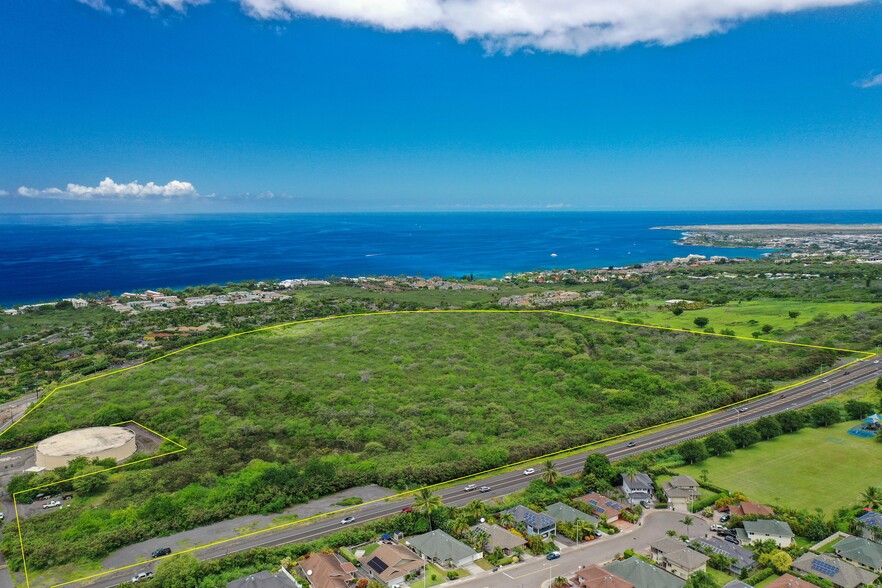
54,355,882,587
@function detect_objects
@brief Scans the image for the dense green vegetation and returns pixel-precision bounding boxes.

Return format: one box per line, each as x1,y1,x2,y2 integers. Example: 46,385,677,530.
1,311,842,573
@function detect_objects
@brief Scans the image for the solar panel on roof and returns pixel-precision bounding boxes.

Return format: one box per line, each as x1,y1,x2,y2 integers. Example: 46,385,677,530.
367,557,389,575
605,500,619,509
811,559,840,577
595,506,606,514
588,499,598,505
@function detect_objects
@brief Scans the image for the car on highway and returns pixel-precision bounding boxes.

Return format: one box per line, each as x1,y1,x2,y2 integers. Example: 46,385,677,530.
523,468,535,475
479,486,491,493
401,506,413,513
151,547,172,558
546,551,561,560
340,516,356,525
626,441,636,447
0,512,4,520
464,484,477,491
132,572,154,583
42,500,61,509
738,407,748,413
874,360,879,364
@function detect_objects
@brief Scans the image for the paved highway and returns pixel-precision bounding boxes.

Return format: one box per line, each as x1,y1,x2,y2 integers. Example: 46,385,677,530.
71,356,881,587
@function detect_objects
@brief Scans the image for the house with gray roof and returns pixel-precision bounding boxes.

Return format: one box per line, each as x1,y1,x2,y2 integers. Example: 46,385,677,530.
621,472,654,506
407,530,481,569
603,556,685,588
791,552,878,588
649,538,708,579
835,535,882,573
544,502,600,526
502,505,557,537
662,476,700,512
226,570,298,588
741,520,794,548
469,523,525,556
690,536,757,575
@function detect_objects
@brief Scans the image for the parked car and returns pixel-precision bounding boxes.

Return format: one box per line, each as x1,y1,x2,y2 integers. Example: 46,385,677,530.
151,547,172,558
711,524,727,531
479,486,491,493
464,484,477,492
640,500,651,508
0,512,4,520
42,500,61,509
546,551,561,560
719,513,731,522
131,572,154,583
724,535,740,545
523,468,535,475
340,516,356,525
62,494,73,500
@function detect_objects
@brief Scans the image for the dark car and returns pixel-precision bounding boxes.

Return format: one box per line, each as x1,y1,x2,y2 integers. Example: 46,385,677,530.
724,535,740,544
62,494,73,500
719,514,731,522
546,551,561,560
152,547,172,558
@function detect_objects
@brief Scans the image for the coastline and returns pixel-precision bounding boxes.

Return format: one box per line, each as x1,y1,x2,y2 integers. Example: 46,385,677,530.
653,223,882,231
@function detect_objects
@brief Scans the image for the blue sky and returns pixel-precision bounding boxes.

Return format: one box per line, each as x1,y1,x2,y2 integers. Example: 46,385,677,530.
2,0,881,212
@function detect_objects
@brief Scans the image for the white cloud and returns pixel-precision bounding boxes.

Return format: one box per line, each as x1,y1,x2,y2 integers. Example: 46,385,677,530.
0,190,8,196
235,0,867,54
74,0,866,54
17,177,199,200
76,0,112,12
856,72,882,88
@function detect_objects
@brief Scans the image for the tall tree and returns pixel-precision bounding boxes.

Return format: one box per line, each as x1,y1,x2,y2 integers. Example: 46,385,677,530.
583,453,617,485
413,488,444,531
680,515,695,536
861,486,882,510
542,460,560,486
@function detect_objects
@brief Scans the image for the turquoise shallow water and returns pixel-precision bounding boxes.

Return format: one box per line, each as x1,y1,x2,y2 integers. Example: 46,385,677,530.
2,210,879,305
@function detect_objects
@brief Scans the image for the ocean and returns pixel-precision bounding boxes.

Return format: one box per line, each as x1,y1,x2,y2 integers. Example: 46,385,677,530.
2,210,880,306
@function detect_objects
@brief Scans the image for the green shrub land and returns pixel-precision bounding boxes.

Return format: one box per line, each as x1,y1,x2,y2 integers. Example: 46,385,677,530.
1,311,845,573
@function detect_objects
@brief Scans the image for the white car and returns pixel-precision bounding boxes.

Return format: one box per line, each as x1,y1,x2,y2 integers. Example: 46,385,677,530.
874,360,879,364
479,486,491,493
42,500,61,509
340,516,355,525
463,484,477,491
132,572,154,583
523,468,535,475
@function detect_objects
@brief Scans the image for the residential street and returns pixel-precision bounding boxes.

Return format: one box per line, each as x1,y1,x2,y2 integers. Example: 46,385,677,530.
449,511,710,588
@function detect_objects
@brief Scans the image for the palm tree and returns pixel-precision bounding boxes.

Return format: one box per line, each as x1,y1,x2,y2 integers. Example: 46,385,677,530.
666,529,677,537
861,486,882,510
413,488,444,531
450,516,471,538
464,499,486,522
498,512,516,529
680,515,694,537
541,460,560,485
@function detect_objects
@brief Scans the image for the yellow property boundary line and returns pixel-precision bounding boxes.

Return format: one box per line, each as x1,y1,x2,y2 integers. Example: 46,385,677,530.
0,309,873,588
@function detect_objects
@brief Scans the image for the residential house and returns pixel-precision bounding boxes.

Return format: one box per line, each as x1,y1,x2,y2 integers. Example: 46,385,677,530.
791,552,878,588
603,557,685,588
738,520,794,548
649,537,709,579
576,493,626,523
764,575,816,588
727,501,775,518
407,530,482,569
690,536,757,575
544,502,600,526
571,565,635,588
502,505,557,537
835,535,882,573
661,476,700,512
226,569,298,588
857,511,882,541
469,523,526,556
299,553,356,588
621,473,654,506
359,543,424,586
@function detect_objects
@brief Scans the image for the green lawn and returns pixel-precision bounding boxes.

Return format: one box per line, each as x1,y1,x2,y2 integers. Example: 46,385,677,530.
586,299,880,340
705,568,738,586
676,421,881,513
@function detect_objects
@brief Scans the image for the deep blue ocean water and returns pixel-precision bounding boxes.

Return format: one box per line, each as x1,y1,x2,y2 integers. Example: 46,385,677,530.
2,210,881,306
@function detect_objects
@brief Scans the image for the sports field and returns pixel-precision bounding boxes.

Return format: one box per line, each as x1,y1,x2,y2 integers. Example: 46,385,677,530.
676,421,882,513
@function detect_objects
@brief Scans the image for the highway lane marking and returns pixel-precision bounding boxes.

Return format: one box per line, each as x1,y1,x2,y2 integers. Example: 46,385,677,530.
0,309,871,588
